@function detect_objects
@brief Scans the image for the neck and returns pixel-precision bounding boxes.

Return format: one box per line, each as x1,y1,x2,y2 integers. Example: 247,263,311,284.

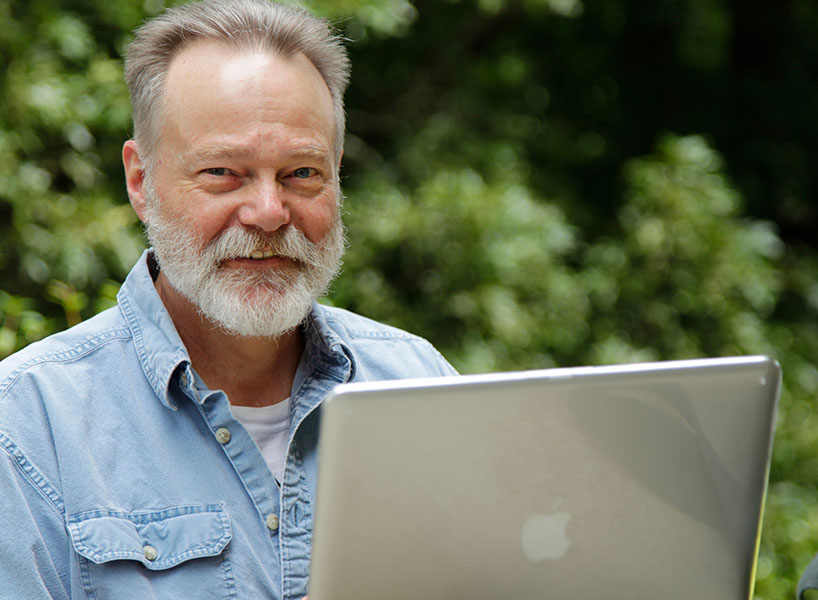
156,272,304,407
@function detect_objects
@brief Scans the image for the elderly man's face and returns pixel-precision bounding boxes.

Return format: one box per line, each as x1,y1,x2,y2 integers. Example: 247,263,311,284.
138,40,344,337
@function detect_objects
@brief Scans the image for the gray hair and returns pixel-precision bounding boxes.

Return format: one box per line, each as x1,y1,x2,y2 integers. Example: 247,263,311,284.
124,0,350,172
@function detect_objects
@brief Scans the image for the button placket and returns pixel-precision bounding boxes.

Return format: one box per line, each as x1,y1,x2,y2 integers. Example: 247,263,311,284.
199,391,283,557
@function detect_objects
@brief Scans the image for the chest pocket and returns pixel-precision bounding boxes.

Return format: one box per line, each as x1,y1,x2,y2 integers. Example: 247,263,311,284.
68,505,234,599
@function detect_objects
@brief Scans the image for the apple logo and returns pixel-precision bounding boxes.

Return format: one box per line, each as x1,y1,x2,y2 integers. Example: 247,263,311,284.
520,497,573,562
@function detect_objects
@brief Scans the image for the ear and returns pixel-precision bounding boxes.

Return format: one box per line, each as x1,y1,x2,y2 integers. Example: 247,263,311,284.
123,140,149,222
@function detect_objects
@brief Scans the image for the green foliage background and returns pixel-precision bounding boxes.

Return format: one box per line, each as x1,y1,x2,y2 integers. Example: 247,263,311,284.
2,0,818,596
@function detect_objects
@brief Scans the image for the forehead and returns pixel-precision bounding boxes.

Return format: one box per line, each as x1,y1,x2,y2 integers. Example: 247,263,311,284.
158,40,335,159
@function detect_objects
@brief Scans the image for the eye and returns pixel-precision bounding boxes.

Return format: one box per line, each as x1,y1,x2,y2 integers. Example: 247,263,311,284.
204,167,229,176
291,167,317,179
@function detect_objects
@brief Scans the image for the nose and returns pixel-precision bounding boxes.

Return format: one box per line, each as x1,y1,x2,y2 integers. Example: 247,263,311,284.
236,179,291,232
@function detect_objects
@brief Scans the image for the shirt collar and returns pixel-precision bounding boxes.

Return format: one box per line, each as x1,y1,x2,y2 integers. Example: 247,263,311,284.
117,250,191,410
302,304,356,381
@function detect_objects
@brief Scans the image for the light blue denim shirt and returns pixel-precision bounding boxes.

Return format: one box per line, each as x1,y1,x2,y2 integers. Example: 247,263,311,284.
0,250,457,599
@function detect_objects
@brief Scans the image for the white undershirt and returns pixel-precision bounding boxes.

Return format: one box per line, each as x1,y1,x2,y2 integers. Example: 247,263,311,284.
230,398,291,483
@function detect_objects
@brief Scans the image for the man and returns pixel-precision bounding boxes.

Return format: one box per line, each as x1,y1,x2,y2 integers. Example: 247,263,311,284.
0,1,456,598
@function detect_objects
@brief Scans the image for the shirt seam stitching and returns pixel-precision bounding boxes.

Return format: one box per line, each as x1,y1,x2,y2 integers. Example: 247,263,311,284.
340,329,428,341
0,328,132,399
0,432,65,517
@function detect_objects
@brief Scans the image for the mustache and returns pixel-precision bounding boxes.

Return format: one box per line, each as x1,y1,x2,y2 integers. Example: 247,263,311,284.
205,226,324,267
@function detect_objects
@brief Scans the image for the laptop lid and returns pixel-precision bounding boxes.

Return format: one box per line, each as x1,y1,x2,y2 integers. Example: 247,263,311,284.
309,356,780,600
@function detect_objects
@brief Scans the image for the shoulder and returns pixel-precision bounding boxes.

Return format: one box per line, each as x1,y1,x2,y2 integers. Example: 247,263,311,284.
315,304,423,341
0,306,134,506
0,306,131,399
312,304,458,380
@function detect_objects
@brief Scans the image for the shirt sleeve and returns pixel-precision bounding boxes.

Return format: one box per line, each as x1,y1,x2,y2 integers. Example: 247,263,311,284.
0,438,71,600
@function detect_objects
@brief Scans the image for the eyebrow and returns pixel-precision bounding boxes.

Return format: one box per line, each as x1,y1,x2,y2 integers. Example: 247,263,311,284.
287,145,333,164
185,143,332,166
187,145,248,163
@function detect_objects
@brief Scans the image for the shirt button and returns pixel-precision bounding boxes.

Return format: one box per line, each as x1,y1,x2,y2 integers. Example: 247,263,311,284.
143,545,158,561
266,513,280,531
215,427,231,444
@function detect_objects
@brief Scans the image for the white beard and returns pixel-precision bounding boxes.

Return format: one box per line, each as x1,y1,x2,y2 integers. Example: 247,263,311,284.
142,180,346,338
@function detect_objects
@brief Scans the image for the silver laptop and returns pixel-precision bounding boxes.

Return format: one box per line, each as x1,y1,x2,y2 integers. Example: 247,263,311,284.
309,356,780,600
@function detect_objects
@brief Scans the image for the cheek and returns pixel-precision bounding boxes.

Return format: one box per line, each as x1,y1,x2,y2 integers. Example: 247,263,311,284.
160,200,235,247
151,168,232,234
293,197,339,244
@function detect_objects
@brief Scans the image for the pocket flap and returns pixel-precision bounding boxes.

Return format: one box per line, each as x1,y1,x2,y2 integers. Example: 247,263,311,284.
68,505,232,570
